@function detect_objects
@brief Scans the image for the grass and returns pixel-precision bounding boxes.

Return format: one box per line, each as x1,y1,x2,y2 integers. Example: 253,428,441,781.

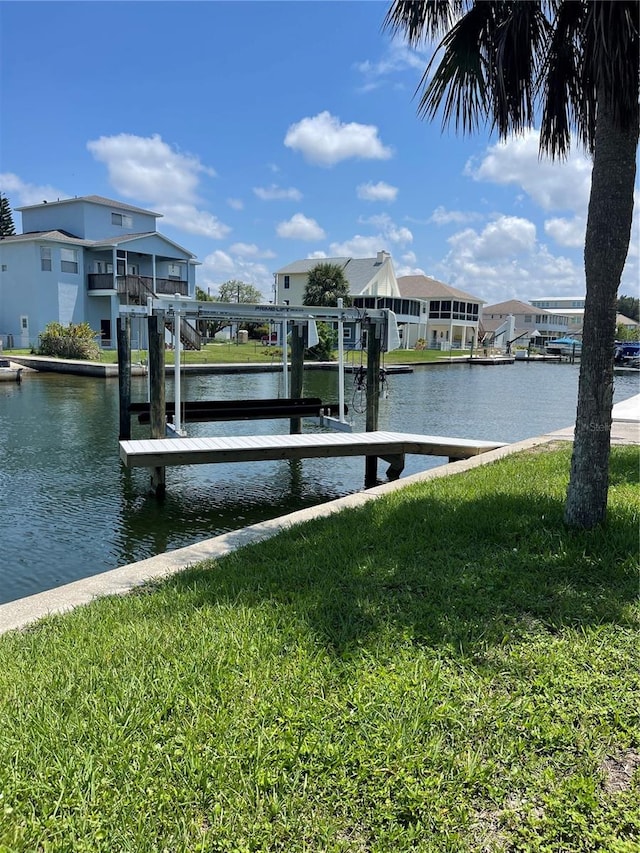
0,445,638,851
4,343,460,366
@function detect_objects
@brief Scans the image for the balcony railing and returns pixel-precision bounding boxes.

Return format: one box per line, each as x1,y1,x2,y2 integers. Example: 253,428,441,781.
87,274,188,297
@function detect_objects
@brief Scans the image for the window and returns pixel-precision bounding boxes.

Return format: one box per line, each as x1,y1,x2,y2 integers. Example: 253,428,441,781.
283,275,290,289
1,264,7,272
40,247,52,271
20,316,28,330
60,248,78,274
343,327,354,342
167,263,181,280
524,315,532,323
111,212,133,228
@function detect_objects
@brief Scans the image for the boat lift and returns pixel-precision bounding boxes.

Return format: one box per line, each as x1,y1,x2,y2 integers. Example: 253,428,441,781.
117,298,401,494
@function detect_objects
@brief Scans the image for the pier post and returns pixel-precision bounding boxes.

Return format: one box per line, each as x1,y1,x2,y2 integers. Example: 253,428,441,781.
364,320,382,488
289,322,305,434
148,313,166,497
117,316,131,440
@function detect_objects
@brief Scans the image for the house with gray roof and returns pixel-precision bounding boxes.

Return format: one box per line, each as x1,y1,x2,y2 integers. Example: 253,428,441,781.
275,251,400,307
396,275,484,350
0,195,199,349
481,299,570,349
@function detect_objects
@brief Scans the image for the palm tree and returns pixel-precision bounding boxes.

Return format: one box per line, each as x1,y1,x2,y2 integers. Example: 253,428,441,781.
303,263,352,307
385,0,639,529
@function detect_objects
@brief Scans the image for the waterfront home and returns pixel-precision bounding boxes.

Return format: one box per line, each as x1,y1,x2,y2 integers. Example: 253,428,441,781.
395,275,484,350
274,254,483,350
481,299,570,350
0,195,199,350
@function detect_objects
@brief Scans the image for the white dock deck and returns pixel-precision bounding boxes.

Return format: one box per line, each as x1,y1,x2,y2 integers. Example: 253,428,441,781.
119,431,505,469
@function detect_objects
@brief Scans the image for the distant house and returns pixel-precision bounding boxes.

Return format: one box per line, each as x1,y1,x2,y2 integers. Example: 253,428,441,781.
530,295,640,338
396,275,484,350
481,299,570,349
0,195,199,349
529,295,585,334
275,251,400,306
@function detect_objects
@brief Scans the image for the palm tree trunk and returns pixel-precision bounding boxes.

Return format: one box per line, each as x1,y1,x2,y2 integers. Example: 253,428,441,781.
564,94,638,529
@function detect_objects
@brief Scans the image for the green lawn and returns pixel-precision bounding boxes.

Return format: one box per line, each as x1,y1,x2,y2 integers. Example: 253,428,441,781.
6,342,461,366
1,445,638,852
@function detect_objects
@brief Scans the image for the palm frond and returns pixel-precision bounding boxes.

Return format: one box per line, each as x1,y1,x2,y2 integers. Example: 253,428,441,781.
582,1,640,135
383,0,468,45
539,0,587,158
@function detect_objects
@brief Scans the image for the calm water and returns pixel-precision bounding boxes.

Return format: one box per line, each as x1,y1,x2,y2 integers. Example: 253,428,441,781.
1,361,638,604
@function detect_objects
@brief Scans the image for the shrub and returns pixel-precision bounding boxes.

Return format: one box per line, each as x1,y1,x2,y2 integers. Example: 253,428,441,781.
38,322,101,360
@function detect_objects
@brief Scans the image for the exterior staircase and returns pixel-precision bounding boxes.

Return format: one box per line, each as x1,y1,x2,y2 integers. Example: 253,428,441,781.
121,275,201,351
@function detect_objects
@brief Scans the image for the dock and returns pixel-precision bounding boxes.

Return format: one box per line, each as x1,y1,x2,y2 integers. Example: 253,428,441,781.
119,430,505,480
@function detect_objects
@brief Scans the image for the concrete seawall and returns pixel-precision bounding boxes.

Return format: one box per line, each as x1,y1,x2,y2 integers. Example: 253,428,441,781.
1,394,637,636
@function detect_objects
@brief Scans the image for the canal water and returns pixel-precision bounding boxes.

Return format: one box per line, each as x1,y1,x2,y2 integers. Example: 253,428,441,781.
1,361,638,604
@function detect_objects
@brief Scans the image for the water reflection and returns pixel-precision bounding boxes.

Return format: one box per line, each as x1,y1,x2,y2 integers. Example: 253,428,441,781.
1,363,637,604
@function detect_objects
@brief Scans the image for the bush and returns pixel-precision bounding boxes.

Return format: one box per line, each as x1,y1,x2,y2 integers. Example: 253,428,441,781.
38,322,101,360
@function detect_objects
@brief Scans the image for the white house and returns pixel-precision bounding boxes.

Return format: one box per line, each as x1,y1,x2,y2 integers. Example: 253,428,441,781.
0,195,199,349
274,251,401,306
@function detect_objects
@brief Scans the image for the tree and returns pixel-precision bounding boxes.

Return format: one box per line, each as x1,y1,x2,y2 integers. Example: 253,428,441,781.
218,279,263,305
303,263,352,307
617,295,640,323
0,194,16,236
301,264,351,359
385,0,639,529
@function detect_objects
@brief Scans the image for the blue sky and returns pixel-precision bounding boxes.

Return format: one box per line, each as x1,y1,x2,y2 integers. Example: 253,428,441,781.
1,0,638,304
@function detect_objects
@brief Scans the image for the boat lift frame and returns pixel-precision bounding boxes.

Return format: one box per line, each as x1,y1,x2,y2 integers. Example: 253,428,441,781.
117,298,400,495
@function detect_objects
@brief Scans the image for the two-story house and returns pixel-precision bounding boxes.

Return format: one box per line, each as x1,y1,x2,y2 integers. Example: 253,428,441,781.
481,299,570,349
0,195,199,349
396,275,484,350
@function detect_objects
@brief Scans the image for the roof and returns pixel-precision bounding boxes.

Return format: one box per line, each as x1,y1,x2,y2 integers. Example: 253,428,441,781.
277,257,350,274
483,299,547,315
276,255,393,294
397,275,484,304
0,230,89,246
0,229,196,259
16,195,162,217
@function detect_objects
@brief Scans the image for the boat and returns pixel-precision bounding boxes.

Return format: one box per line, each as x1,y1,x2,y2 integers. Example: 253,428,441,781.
0,358,22,382
545,337,582,356
614,342,640,367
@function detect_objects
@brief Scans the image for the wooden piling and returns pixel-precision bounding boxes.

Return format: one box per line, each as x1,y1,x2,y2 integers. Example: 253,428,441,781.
365,321,382,488
116,316,131,440
148,313,166,497
289,322,306,434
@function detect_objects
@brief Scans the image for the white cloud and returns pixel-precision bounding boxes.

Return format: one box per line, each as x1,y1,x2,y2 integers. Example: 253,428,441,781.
331,214,413,258
360,213,413,245
276,213,325,240
466,129,593,213
87,132,230,239
448,216,536,261
330,235,385,257
284,111,393,167
253,184,303,201
544,216,586,248
0,173,68,208
357,181,398,202
429,205,482,226
199,250,273,300
227,197,244,211
434,215,583,303
229,242,276,259
354,39,429,93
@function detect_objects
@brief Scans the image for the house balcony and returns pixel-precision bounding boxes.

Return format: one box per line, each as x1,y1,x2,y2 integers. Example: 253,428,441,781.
87,274,188,298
